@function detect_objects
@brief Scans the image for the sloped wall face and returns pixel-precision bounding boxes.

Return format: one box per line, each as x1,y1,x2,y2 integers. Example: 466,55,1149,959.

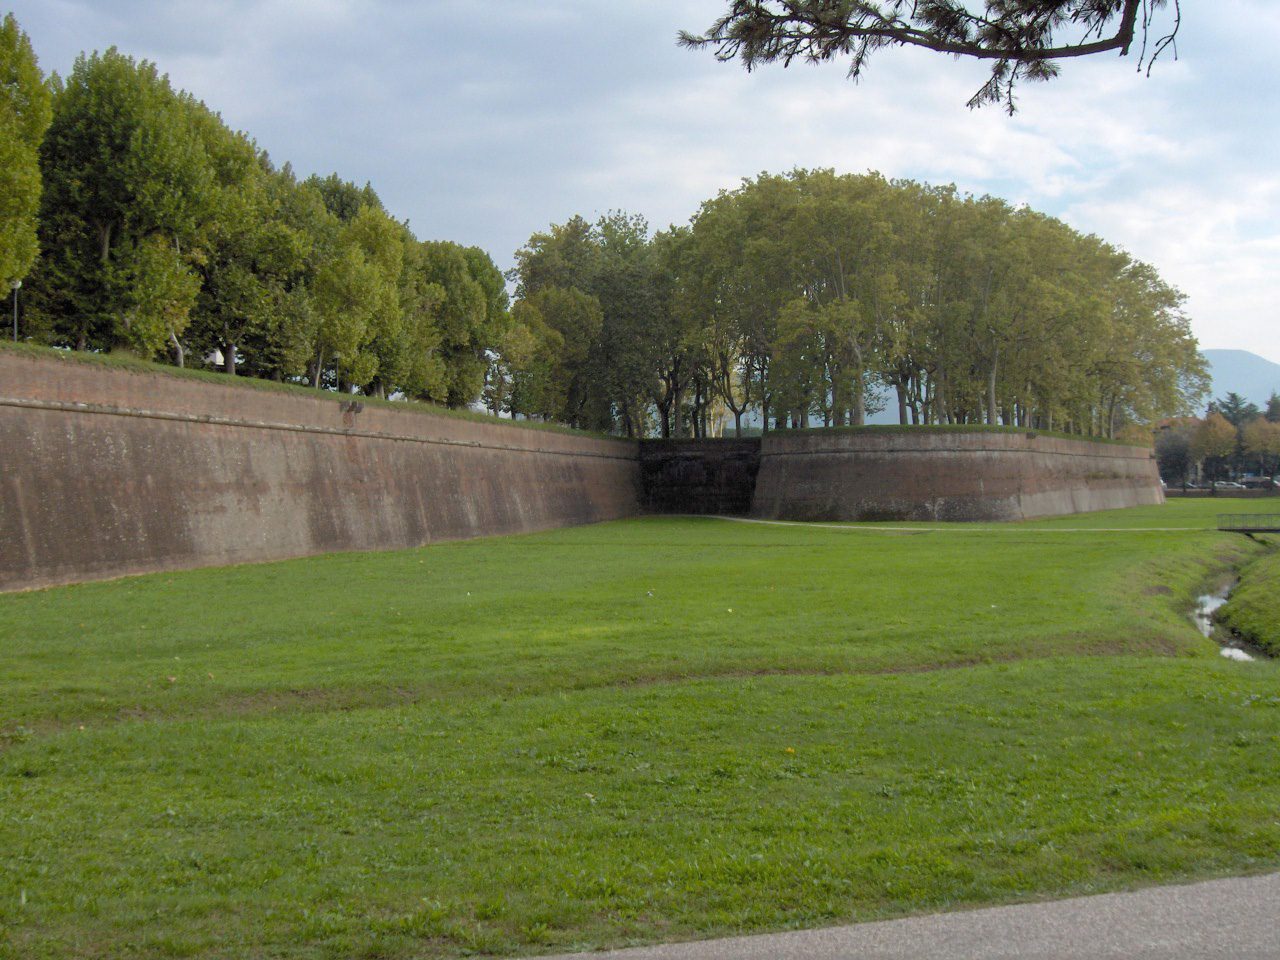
0,351,641,591
752,429,1164,523
639,439,761,515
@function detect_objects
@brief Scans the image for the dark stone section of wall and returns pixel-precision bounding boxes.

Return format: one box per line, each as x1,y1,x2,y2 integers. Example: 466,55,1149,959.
751,428,1164,522
639,439,761,515
0,351,641,591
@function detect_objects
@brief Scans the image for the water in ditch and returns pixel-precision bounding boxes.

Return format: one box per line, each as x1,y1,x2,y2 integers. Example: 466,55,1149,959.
1193,582,1256,661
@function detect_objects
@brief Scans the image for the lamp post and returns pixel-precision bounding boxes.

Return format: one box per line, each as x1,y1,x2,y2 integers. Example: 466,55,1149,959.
10,279,20,342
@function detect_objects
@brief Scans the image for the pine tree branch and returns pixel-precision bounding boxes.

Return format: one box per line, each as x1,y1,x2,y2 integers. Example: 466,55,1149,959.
679,0,1171,111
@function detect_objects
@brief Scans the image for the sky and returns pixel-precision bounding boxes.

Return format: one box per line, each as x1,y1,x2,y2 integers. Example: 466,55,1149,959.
8,1,1279,365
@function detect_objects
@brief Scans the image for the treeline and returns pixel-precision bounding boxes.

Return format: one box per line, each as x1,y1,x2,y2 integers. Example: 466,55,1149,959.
500,171,1208,438
5,27,506,406
1158,392,1280,485
3,16,1208,435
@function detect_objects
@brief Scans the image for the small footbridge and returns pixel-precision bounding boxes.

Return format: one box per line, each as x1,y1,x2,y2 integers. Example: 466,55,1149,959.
1218,514,1280,537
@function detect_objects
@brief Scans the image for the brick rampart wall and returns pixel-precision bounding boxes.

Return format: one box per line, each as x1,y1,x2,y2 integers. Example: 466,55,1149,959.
751,428,1164,522
0,350,640,591
0,350,1168,591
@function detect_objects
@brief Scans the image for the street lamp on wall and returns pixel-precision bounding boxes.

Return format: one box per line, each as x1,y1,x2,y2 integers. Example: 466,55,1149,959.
11,279,20,342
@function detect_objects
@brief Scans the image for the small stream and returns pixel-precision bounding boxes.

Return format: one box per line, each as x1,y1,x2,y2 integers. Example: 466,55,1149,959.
1193,582,1255,661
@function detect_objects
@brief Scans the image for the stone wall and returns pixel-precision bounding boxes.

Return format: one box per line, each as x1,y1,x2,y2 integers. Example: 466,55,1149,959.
751,428,1164,522
0,349,1170,592
639,439,761,515
0,350,640,591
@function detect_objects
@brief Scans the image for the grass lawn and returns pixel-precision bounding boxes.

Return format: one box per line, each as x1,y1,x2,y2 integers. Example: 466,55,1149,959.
1,499,1278,958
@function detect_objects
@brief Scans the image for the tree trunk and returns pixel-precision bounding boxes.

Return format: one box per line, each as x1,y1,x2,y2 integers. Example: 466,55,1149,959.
98,222,113,264
223,342,237,376
986,362,999,426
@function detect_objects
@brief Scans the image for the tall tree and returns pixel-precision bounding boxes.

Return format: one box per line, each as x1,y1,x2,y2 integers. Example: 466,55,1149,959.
304,204,404,391
1241,418,1280,479
510,212,664,434
0,14,53,299
184,118,310,374
506,285,602,423
1190,413,1238,484
416,240,488,407
30,48,215,355
1209,392,1262,429
233,165,330,382
391,234,447,400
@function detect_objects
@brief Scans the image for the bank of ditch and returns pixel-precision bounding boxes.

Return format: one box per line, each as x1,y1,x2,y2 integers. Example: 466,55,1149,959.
1218,540,1280,656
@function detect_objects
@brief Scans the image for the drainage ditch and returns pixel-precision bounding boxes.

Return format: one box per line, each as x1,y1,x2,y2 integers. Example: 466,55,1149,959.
1193,581,1261,661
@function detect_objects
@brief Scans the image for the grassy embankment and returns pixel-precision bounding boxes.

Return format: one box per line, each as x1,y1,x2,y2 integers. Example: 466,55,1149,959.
1,499,1278,959
1221,545,1280,656
0,340,619,441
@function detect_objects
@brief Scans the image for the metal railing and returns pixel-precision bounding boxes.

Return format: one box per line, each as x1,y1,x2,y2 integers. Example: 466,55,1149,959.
1217,514,1280,533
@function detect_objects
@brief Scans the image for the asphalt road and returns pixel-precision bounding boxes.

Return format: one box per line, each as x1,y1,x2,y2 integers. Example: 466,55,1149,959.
532,872,1280,960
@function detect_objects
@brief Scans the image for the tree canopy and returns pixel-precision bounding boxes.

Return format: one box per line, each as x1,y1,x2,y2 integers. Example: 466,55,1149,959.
9,16,1206,438
0,13,53,296
498,170,1206,440
679,0,1181,111
19,30,509,409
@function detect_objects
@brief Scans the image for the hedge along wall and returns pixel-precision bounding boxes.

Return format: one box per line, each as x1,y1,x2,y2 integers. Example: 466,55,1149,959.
751,427,1164,523
0,349,641,591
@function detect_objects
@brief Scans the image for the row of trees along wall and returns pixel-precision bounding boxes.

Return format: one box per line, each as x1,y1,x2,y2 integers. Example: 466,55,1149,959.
504,173,1206,441
4,16,1205,442
4,23,506,410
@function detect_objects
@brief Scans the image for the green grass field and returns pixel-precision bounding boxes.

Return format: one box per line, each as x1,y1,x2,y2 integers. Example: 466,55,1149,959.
2,500,1278,959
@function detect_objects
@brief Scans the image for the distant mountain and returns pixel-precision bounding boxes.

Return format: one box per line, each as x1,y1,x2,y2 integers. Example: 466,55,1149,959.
1202,349,1280,411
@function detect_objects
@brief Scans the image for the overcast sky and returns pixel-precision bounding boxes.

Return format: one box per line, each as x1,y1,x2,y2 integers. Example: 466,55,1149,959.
9,1,1279,364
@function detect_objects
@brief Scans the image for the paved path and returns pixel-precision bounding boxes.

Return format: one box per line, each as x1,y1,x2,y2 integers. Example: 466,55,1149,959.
532,873,1280,960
